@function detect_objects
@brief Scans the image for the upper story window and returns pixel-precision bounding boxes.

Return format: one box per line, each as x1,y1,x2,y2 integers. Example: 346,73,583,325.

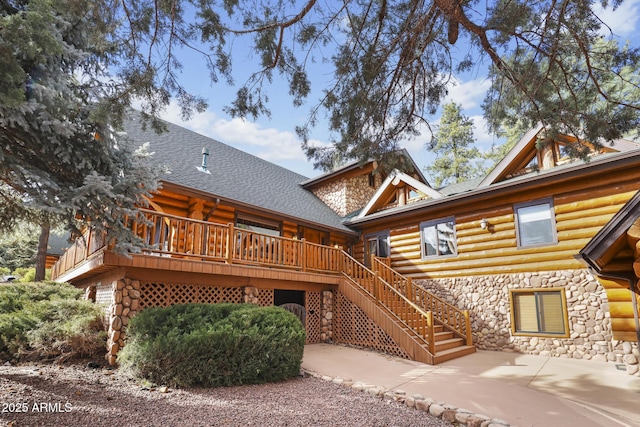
514,199,557,248
236,214,281,236
420,217,456,258
364,231,389,265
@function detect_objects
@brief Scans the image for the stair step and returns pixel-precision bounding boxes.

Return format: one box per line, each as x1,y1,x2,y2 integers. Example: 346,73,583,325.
434,337,464,352
433,345,476,364
434,331,454,341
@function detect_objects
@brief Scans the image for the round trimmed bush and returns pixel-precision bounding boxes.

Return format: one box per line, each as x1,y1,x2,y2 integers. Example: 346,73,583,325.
117,303,306,388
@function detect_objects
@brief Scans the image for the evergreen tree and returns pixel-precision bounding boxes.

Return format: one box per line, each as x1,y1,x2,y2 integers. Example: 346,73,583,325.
1,0,168,255
0,222,38,272
425,103,482,188
484,118,531,170
2,1,639,249
483,37,640,160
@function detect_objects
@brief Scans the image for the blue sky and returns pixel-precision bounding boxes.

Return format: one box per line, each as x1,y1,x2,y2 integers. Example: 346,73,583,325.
158,1,640,179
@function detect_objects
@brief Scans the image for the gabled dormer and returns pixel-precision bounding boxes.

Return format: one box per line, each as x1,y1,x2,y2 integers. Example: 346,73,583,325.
356,170,443,219
480,125,640,187
302,150,428,217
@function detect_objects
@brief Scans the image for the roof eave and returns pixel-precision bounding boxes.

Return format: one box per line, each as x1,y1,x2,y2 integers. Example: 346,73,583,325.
347,149,640,227
576,189,640,274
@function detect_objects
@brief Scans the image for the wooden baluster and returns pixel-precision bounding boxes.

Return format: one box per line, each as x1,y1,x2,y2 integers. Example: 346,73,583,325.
426,311,434,354
226,223,234,264
373,272,379,302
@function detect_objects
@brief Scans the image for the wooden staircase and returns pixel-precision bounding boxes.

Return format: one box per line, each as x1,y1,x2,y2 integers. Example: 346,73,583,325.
432,324,476,364
339,252,475,364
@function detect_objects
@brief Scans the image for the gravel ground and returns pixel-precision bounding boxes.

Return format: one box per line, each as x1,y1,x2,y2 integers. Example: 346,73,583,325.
0,363,451,427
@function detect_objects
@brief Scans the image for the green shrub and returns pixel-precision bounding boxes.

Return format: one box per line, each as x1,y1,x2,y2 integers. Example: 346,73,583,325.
118,303,306,388
0,282,106,361
13,267,36,282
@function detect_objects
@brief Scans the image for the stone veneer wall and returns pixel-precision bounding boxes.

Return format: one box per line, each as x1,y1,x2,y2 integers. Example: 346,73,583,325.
416,269,640,375
311,174,381,216
312,178,347,216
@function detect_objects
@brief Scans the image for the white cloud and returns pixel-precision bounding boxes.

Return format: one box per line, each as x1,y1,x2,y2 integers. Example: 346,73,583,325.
158,103,329,165
470,115,504,152
444,77,492,110
595,0,640,37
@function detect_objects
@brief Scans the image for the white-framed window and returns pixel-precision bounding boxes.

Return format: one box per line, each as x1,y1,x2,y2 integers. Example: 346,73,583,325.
420,217,456,258
514,199,557,248
364,231,389,265
510,289,569,337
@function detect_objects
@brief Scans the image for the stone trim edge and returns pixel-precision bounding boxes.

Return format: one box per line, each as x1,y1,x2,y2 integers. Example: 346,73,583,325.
302,369,512,427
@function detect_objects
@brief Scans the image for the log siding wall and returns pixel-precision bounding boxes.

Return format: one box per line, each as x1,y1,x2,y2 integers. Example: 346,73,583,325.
354,165,640,354
356,180,640,279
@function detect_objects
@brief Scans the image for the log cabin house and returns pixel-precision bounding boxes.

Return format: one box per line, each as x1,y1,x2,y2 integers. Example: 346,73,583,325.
346,125,640,367
52,117,640,369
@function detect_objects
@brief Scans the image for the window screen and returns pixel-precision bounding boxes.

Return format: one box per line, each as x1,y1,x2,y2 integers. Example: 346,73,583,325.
515,201,556,247
512,290,567,335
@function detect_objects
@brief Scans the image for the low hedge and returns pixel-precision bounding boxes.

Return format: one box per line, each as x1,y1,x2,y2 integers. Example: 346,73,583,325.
117,303,306,388
0,282,106,362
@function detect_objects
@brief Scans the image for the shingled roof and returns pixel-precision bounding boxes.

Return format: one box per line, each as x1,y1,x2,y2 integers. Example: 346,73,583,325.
122,114,356,234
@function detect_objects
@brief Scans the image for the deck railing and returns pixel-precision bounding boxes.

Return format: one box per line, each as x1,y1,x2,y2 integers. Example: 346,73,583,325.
372,256,473,346
51,228,105,280
341,252,435,354
51,209,344,279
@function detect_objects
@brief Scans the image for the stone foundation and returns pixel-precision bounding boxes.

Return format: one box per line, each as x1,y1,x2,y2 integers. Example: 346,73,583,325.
416,269,639,375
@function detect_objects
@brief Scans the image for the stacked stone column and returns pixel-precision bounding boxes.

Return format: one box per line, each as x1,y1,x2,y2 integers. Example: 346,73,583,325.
321,290,333,342
243,286,260,304
106,278,141,366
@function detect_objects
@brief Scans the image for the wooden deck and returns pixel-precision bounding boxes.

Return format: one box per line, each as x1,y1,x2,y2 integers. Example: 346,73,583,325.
52,210,475,364
52,209,344,288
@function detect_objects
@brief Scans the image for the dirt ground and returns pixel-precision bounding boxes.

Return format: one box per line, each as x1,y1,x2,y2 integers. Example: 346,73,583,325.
0,362,451,427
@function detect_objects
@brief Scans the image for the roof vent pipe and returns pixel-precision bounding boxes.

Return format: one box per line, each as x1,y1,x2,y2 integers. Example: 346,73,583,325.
197,147,211,174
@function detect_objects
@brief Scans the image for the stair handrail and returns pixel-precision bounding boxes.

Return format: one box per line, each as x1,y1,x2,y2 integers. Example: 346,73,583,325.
372,256,473,346
341,251,435,354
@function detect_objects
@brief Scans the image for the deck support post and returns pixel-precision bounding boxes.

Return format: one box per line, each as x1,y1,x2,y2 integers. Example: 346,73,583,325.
464,309,473,346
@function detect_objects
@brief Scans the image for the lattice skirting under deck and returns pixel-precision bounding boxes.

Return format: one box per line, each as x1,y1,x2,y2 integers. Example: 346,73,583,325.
333,291,409,359
305,291,322,344
139,282,245,309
